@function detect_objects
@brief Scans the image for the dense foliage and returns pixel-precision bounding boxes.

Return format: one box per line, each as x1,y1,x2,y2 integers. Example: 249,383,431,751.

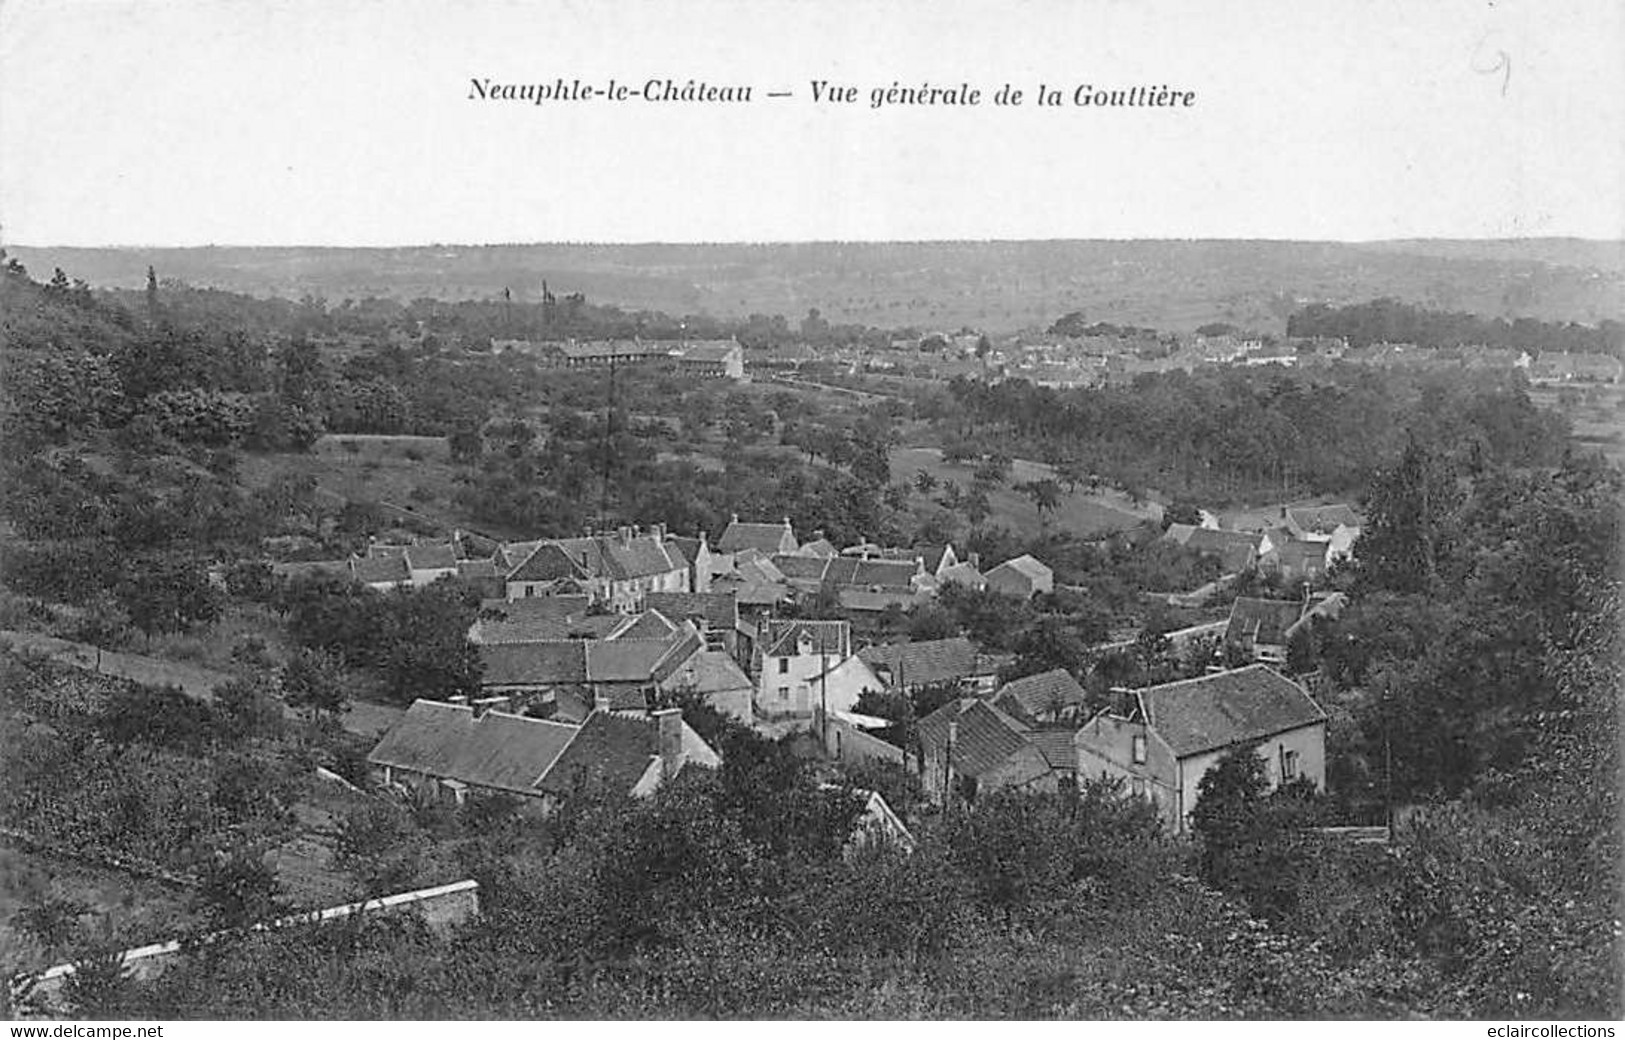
1288,297,1624,355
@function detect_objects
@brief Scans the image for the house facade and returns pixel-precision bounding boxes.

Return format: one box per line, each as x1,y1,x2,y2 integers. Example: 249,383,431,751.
984,554,1054,598
755,619,881,721
1073,665,1328,832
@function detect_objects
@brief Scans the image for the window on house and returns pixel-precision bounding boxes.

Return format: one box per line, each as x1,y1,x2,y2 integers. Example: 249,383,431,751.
1132,734,1147,764
1284,749,1300,779
524,586,534,598
778,657,789,674
777,686,789,701
1130,777,1146,798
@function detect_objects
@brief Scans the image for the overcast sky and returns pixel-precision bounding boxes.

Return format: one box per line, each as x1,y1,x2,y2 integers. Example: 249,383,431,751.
2,0,1621,246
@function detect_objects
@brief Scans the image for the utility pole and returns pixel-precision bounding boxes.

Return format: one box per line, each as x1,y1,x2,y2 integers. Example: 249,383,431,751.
819,645,829,752
598,355,616,525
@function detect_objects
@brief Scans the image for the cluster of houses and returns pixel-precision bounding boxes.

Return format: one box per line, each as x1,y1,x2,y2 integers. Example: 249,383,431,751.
1166,502,1363,586
305,505,1348,839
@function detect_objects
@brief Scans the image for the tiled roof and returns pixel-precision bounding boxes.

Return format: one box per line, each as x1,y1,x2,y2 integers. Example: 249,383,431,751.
772,554,832,581
1285,504,1361,534
1027,729,1080,771
457,559,499,580
533,712,656,796
998,554,1052,580
763,619,849,657
667,535,705,563
1164,523,1198,545
820,557,918,589
858,637,979,687
668,650,753,695
610,609,680,641
643,591,738,631
584,639,683,682
731,552,786,585
597,533,686,581
480,642,588,686
717,518,795,555
507,543,586,583
404,543,457,571
918,545,952,572
917,698,1034,779
368,700,577,794
992,668,1087,719
1224,597,1306,647
1276,540,1331,567
1138,664,1327,757
350,555,410,585
797,538,838,559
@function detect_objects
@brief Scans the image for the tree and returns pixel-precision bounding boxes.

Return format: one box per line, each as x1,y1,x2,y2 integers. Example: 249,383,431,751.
280,648,346,719
913,469,939,494
115,554,221,647
1019,478,1062,528
196,848,286,929
334,802,429,897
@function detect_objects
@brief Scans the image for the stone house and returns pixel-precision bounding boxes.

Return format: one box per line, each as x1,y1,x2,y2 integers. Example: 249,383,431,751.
1073,665,1328,832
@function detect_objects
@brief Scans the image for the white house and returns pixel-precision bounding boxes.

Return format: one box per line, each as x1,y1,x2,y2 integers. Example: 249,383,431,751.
755,619,882,723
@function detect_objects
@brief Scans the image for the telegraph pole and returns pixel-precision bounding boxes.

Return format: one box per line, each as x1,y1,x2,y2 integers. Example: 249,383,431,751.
598,354,616,525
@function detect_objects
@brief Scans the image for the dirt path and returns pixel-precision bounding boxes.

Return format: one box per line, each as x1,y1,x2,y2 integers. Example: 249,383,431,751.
0,629,402,739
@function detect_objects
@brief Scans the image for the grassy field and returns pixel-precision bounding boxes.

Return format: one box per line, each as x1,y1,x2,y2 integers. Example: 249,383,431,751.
238,434,526,541
892,447,1154,540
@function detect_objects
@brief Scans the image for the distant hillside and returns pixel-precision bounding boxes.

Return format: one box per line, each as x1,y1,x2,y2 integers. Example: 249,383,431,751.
10,240,1622,334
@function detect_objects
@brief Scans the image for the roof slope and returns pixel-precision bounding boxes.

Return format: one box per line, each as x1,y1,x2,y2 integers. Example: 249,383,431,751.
858,637,979,687
763,619,849,657
507,543,586,583
916,698,1035,779
1138,664,1327,757
644,591,738,631
534,711,661,796
1225,597,1306,647
367,700,577,794
992,668,1087,718
717,518,795,555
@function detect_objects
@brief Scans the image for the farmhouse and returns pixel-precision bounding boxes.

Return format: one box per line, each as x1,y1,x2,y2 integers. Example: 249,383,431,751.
368,699,719,811
1073,665,1327,832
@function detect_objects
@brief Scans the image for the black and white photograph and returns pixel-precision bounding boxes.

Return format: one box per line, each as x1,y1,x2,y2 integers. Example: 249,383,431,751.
1,0,1621,1024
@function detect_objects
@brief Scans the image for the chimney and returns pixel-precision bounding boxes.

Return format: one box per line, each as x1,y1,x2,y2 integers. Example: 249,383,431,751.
969,551,981,569
730,512,740,525
618,525,632,545
654,707,683,781
593,690,612,714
